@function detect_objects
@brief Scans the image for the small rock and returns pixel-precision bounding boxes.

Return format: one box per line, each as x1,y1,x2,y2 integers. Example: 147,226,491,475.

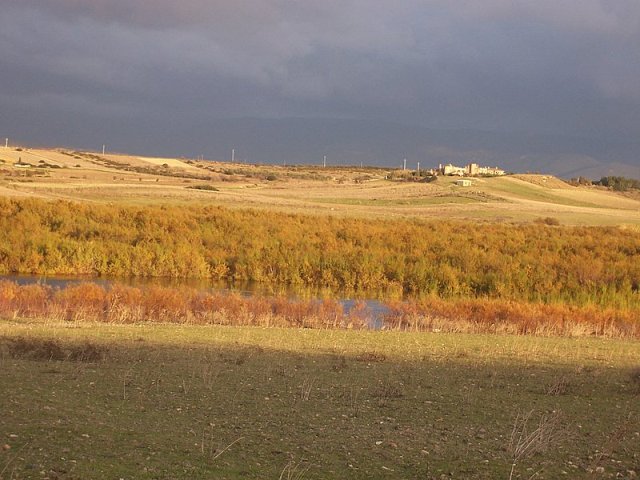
2,444,10,451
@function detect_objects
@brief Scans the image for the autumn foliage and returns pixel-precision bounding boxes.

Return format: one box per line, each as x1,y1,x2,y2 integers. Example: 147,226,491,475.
383,297,640,337
0,281,638,338
0,281,352,329
0,198,638,310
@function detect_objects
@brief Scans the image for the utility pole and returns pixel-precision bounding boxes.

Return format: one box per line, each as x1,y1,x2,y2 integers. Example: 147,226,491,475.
403,158,407,171
323,155,327,168
417,162,420,175
231,148,235,163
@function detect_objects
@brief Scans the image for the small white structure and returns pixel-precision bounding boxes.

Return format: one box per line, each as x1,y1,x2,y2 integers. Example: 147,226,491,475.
455,179,472,187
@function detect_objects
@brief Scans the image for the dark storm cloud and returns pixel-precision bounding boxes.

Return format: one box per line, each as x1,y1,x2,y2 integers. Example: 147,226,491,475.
1,1,639,164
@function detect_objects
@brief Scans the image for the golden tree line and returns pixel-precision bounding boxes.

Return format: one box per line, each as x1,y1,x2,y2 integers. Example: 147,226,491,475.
0,198,638,308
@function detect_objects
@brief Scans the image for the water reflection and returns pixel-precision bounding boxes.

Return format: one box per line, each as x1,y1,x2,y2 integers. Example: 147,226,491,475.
0,274,390,328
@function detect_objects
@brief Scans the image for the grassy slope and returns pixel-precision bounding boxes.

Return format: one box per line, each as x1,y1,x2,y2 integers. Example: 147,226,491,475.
2,148,640,225
1,321,639,479
479,177,604,207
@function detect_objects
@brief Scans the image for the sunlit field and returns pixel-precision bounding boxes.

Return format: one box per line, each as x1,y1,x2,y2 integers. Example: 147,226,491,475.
2,147,640,225
1,321,639,479
1,147,639,479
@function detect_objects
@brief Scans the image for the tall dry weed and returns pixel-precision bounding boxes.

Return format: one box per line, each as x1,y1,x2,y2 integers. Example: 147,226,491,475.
0,281,638,337
383,297,639,338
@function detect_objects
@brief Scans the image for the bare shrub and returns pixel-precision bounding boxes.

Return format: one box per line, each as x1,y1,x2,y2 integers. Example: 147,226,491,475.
371,379,403,407
630,367,640,393
67,341,107,362
331,356,348,372
356,351,386,363
507,410,564,479
1,336,106,362
546,376,570,396
299,377,314,401
3,336,65,361
535,216,560,226
279,458,310,480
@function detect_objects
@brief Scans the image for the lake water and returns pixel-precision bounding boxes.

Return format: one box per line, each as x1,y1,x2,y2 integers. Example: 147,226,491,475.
0,274,390,328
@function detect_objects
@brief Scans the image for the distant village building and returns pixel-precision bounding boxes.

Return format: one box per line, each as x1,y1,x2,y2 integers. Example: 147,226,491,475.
438,162,505,177
467,163,505,176
441,163,466,176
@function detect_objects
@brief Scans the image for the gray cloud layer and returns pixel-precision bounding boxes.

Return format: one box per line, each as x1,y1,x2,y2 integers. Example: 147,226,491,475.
2,1,640,166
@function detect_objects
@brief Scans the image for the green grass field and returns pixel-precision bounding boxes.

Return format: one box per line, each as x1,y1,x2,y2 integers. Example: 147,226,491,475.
1,320,638,479
479,178,603,208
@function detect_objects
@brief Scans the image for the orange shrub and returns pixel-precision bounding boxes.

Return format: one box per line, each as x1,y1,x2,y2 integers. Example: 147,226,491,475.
0,280,637,338
14,283,51,317
54,283,107,320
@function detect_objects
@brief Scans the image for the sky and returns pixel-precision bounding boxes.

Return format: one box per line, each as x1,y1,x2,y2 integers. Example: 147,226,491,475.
2,1,640,170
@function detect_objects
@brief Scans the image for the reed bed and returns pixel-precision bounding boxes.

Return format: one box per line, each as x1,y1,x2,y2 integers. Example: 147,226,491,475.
0,281,354,329
0,281,638,338
2,198,639,310
383,298,640,338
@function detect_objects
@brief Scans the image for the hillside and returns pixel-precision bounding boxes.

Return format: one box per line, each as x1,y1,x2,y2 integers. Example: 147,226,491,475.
75,117,638,179
1,146,639,226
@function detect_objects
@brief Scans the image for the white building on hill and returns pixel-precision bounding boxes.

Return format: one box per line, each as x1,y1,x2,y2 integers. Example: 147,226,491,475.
438,163,505,177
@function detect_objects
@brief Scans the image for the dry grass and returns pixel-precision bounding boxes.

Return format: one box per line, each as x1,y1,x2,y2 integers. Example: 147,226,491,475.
508,410,565,479
1,281,638,338
2,147,640,225
382,298,640,338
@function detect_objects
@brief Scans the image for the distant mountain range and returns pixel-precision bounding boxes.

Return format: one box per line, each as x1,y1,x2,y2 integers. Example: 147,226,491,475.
190,118,639,180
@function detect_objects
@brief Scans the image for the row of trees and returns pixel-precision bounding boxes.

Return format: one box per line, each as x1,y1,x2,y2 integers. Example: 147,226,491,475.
0,198,638,308
569,175,640,191
597,176,640,191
